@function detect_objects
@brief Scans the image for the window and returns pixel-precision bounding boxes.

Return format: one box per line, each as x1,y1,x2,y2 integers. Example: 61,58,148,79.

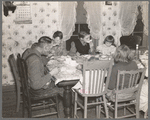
72,24,90,36
66,23,90,51
132,6,144,46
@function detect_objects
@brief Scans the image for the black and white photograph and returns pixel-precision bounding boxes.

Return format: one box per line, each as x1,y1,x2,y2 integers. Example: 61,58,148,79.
2,1,149,119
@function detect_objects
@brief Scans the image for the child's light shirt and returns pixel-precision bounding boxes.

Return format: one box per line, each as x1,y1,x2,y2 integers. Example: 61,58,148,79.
96,44,116,55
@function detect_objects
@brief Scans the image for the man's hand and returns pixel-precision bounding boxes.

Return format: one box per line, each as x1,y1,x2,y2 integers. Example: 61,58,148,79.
50,67,60,76
46,54,54,59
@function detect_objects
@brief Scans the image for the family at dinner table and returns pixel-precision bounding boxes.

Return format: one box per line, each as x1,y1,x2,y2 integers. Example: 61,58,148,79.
21,30,148,118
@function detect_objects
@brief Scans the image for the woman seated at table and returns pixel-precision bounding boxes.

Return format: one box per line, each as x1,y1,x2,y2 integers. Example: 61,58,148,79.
107,44,138,99
96,35,116,56
67,31,94,56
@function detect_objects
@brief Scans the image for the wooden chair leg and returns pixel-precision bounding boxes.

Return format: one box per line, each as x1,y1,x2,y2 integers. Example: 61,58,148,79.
136,101,140,118
99,97,103,118
84,97,87,118
74,92,77,118
28,107,32,118
56,94,60,118
124,104,126,116
16,85,20,112
22,98,25,117
96,98,100,118
103,95,109,118
115,98,118,118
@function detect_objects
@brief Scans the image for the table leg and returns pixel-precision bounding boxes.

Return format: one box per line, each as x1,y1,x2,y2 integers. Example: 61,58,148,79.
63,86,72,118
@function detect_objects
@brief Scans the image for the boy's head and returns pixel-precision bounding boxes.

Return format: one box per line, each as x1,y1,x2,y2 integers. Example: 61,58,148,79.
104,35,114,47
79,31,91,43
53,31,63,45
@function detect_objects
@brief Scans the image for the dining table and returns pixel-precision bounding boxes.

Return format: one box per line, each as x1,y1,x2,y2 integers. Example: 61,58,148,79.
46,50,148,118
46,55,82,118
46,54,112,118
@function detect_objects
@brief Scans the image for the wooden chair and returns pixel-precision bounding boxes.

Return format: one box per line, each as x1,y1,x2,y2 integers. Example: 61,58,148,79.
17,54,60,118
74,60,113,118
120,35,142,49
107,68,146,119
8,54,23,112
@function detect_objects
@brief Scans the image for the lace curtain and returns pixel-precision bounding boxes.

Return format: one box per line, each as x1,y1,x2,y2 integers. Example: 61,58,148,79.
59,2,77,41
84,2,121,46
140,1,149,36
119,2,139,36
84,2,102,39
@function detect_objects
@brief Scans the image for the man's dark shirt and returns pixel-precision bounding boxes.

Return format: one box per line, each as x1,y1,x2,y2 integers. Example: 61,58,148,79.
22,48,52,90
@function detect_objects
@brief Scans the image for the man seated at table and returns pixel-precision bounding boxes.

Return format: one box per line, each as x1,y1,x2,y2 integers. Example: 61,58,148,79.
22,36,63,97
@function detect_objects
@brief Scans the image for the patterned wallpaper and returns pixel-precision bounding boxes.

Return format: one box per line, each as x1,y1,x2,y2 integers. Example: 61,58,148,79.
2,1,130,86
2,2,60,86
99,1,121,46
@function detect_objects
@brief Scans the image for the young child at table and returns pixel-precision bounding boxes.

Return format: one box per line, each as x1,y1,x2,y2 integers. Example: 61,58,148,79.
107,45,138,99
52,31,68,56
67,31,94,56
96,35,116,55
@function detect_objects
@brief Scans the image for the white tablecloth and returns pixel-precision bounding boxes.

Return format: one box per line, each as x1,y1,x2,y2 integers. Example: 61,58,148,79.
138,50,148,112
47,56,82,85
139,79,148,112
139,54,148,77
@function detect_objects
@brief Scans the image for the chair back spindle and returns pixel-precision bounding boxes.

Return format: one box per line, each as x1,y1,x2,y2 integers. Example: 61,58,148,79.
17,54,31,107
116,68,146,94
82,60,113,95
8,54,20,85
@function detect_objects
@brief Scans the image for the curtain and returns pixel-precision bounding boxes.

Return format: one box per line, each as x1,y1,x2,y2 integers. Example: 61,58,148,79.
59,2,77,41
84,2,102,39
119,2,139,36
140,1,149,36
58,2,77,54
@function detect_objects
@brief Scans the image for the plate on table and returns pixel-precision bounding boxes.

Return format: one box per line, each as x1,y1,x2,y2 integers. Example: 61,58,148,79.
100,55,108,58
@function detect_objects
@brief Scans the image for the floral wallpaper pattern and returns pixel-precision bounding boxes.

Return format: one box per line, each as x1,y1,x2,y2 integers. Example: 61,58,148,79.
2,2,60,86
99,1,121,46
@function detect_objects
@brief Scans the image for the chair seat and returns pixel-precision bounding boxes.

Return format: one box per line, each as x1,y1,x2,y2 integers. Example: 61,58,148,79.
106,90,136,102
30,89,63,101
74,89,106,97
107,94,136,103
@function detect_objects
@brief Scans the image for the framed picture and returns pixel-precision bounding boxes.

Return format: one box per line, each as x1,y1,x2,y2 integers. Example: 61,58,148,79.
105,1,112,5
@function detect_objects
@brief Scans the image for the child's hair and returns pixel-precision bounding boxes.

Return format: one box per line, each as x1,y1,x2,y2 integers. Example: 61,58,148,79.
114,44,134,63
104,35,116,46
53,31,63,39
78,31,90,39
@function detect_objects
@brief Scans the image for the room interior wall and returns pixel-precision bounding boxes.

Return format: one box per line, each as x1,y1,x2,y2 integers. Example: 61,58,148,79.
2,1,148,86
2,2,60,86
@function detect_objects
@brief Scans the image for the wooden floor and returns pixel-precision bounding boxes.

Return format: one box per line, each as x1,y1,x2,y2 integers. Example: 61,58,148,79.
2,85,145,118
